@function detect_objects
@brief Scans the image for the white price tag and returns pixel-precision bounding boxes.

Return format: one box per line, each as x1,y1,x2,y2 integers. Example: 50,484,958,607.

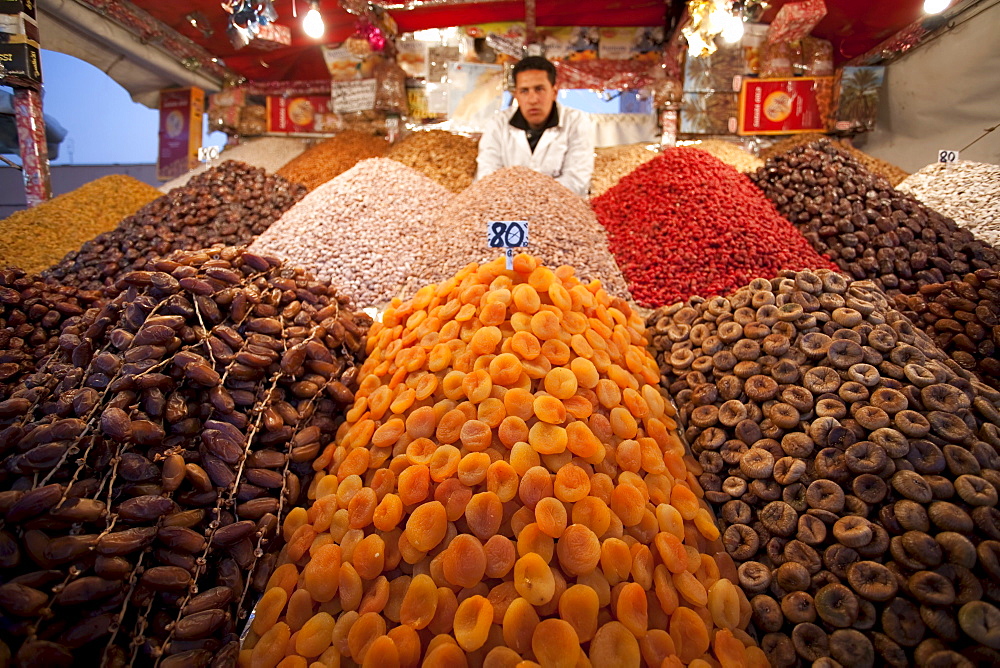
938,150,959,163
488,221,529,269
198,146,221,163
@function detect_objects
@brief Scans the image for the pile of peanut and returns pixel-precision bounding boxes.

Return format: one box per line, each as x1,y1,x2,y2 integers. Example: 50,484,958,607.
278,132,390,191
387,130,480,193
590,144,660,199
250,159,455,307
408,167,631,300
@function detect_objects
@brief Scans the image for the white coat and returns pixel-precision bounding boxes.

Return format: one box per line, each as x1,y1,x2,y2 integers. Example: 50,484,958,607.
475,103,595,196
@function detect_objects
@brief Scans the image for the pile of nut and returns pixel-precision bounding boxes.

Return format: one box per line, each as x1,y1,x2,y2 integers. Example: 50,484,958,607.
648,268,1000,667
159,137,310,193
893,268,1000,390
387,130,479,193
686,141,763,174
407,167,631,300
249,159,454,308
0,247,369,666
757,135,909,186
0,268,104,399
244,254,768,667
277,132,389,191
0,175,163,275
592,147,837,307
590,144,660,199
751,141,1000,296
42,162,306,293
898,160,1000,247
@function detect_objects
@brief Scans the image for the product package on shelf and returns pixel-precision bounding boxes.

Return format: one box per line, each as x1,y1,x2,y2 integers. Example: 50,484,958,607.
597,26,665,61
539,26,600,61
828,66,886,134
798,36,834,76
681,92,738,136
683,41,745,93
758,41,795,79
738,77,834,135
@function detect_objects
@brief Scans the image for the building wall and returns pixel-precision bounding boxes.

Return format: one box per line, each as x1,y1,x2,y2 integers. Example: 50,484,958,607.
858,2,1000,172
0,163,159,219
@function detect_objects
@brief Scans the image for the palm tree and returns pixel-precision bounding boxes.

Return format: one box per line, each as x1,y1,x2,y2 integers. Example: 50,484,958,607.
838,67,883,129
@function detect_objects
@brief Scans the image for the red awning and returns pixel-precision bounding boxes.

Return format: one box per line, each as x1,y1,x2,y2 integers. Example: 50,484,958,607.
126,0,929,83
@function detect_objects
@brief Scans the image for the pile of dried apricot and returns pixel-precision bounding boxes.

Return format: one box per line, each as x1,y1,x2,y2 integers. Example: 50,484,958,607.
241,255,765,667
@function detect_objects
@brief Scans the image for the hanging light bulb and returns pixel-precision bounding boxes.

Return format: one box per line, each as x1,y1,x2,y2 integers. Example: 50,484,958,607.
303,1,325,39
722,12,745,43
706,4,732,33
923,0,950,13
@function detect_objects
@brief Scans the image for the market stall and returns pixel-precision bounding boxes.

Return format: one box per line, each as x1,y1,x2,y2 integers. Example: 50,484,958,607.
0,1,998,667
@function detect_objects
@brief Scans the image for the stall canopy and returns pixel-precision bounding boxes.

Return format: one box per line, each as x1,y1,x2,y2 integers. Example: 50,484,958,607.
38,0,935,101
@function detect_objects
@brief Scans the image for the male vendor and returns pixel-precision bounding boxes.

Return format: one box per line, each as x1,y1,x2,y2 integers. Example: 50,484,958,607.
475,56,594,196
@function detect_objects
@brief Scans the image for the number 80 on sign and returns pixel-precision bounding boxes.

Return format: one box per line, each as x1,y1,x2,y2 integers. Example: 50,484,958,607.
488,221,529,269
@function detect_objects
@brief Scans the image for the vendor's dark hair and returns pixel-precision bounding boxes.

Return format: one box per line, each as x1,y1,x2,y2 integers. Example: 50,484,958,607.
513,56,556,85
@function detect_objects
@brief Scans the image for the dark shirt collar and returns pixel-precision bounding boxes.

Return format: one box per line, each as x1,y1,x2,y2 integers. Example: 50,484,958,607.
509,104,559,132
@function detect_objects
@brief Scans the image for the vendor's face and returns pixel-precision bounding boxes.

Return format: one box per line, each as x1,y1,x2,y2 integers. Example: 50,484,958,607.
514,70,558,127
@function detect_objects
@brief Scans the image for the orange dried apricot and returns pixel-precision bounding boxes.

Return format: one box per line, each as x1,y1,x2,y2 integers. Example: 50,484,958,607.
470,326,502,355
397,465,430,505
453,595,494,652
528,422,568,455
518,466,553,509
404,501,448,552
670,606,711,663
459,419,493,452
609,483,645,527
486,460,520,502
346,612,386,664
498,416,529,448
534,496,568,538
465,491,504,540
484,535,517,579
553,464,590,503
443,534,487,588
477,397,507,428
513,552,555,606
502,596,540,655
303,544,341,603
541,339,571,366
531,618,580,668
558,584,600,643
571,496,612,537
588,621,640,667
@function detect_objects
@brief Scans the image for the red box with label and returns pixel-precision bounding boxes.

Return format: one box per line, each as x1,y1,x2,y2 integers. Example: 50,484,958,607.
738,77,833,135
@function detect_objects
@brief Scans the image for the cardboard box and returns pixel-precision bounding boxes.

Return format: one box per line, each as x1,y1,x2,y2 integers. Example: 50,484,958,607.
0,41,41,86
738,76,834,135
157,87,204,180
0,1,36,20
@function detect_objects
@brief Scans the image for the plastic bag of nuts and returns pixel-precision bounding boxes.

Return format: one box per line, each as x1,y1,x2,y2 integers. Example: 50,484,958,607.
0,246,370,666
647,267,1000,667
243,254,769,667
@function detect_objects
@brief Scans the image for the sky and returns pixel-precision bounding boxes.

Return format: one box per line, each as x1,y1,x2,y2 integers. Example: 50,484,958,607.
1,49,646,166
1,49,225,166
